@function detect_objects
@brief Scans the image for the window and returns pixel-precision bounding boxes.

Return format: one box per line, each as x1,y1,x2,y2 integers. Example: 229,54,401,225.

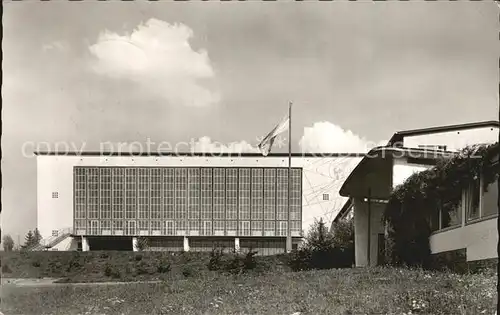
226,169,238,220
276,169,288,220
238,169,251,220
482,175,498,217
52,192,59,199
52,230,58,237
251,169,263,220
322,194,329,201
188,168,200,220
263,169,276,220
417,145,447,151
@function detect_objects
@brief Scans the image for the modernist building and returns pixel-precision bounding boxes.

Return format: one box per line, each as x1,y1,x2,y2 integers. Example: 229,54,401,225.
35,152,362,254
334,120,499,267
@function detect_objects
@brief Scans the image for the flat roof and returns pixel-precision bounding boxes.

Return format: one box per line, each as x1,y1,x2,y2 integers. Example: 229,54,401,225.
387,120,499,146
33,151,367,157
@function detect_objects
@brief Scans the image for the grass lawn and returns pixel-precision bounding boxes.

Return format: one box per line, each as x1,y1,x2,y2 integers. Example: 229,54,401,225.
1,267,496,315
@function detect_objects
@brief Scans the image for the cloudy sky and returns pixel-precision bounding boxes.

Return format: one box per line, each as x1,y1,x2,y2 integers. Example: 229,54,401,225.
2,2,498,241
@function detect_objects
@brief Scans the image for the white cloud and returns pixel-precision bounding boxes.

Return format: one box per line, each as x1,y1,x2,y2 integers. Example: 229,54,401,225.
191,136,260,153
89,19,220,107
299,121,384,153
42,41,67,52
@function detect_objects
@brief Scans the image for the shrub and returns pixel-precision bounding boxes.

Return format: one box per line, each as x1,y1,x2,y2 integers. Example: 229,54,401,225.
99,253,109,259
208,248,225,271
182,266,194,278
104,263,121,279
32,260,41,268
157,259,171,274
135,254,143,262
287,218,354,271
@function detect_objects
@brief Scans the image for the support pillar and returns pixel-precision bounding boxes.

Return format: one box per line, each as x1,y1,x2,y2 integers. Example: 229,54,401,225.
132,237,138,252
82,237,89,252
183,236,190,252
235,238,240,252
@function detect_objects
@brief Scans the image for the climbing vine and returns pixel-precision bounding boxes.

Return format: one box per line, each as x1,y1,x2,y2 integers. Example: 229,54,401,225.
383,143,499,268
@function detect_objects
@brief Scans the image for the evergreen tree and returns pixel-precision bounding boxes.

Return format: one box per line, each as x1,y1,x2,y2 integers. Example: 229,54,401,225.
22,230,36,249
33,228,42,245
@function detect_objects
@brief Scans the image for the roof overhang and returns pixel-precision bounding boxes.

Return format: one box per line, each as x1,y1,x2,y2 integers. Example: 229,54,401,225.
339,146,454,198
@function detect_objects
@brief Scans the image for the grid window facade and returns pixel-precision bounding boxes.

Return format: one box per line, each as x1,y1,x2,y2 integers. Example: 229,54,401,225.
150,168,162,220
73,166,302,237
188,168,200,220
87,168,99,219
163,169,175,220
226,169,238,220
290,169,301,221
213,169,225,220
125,168,137,219
263,169,276,220
175,169,188,221
112,168,124,220
238,169,251,221
138,168,150,220
251,169,263,220
276,169,289,221
201,168,212,220
75,168,86,220
99,168,112,220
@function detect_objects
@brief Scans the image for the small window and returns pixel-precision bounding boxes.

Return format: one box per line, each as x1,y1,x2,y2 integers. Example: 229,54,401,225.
52,192,59,199
323,194,329,201
52,230,58,237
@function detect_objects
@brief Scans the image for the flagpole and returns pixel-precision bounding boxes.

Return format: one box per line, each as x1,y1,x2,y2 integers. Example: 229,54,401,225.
287,101,292,252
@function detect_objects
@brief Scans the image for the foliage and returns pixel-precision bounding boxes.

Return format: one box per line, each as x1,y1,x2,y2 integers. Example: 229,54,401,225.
287,218,354,271
207,247,259,274
33,229,42,245
2,234,15,252
383,143,499,268
331,219,355,249
156,259,171,274
134,237,150,251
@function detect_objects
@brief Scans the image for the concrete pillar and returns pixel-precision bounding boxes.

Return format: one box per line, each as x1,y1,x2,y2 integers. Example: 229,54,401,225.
132,237,138,252
354,198,368,267
183,236,189,252
235,238,240,252
82,237,89,252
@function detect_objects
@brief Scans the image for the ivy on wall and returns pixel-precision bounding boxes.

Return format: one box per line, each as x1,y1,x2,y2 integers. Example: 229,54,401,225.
383,143,499,267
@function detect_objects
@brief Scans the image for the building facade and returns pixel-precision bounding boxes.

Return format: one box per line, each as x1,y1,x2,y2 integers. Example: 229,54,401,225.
336,121,499,267
36,153,362,253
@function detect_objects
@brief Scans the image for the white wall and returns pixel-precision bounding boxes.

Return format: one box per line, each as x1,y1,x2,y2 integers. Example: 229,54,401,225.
50,235,79,251
392,159,433,188
402,126,498,152
37,155,361,239
429,218,497,261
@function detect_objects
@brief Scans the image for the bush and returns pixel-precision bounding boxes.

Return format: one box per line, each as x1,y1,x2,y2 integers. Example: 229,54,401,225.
182,266,194,278
208,248,225,271
135,254,143,262
104,263,121,279
32,260,41,268
287,218,354,271
157,259,171,274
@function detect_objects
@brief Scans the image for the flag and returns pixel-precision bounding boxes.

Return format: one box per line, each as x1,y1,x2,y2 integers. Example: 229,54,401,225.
258,114,289,156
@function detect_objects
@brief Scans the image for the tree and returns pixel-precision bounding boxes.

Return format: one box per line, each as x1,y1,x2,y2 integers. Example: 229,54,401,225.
2,235,14,252
331,218,354,249
304,218,335,251
21,230,37,249
33,228,42,245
